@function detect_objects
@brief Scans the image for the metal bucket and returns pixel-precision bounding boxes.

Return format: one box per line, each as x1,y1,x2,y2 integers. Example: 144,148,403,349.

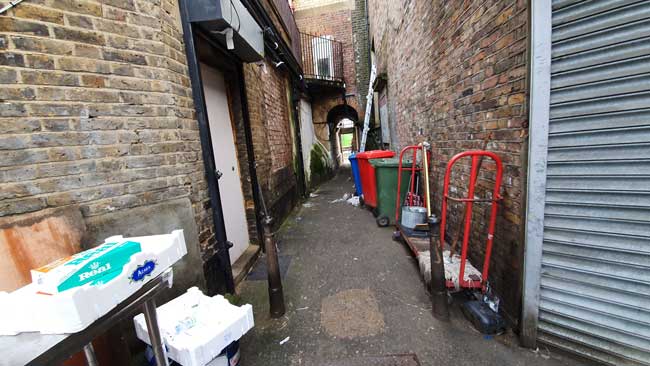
401,206,427,229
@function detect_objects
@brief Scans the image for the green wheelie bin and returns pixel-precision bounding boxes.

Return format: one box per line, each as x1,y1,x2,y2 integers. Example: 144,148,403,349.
370,158,413,227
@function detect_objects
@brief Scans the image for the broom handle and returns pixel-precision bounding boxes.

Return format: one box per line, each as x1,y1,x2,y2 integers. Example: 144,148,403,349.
421,143,431,217
449,133,491,258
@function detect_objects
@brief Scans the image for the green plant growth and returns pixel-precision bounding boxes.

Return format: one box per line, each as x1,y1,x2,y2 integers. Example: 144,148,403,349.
340,133,353,148
310,143,330,184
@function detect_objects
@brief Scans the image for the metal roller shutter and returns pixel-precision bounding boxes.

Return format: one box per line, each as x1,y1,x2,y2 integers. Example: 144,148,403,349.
539,0,650,364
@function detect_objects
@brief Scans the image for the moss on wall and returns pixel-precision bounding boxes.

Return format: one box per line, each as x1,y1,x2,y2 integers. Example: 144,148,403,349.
309,143,331,186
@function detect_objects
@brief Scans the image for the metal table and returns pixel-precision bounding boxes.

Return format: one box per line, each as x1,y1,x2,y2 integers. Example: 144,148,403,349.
0,269,173,366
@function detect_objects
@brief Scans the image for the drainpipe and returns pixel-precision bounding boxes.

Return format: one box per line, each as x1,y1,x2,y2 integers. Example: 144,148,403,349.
237,63,265,246
179,0,235,294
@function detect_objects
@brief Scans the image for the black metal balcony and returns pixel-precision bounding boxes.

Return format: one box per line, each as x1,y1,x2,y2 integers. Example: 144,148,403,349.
300,32,345,89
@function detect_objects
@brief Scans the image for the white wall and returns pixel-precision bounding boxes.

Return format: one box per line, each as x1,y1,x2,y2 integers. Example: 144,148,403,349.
300,99,315,184
299,98,332,187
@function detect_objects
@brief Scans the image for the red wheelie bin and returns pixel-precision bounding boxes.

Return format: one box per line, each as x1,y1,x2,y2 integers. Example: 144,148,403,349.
356,150,395,210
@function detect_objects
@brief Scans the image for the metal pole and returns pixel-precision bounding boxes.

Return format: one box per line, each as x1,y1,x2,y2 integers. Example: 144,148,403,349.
143,299,168,366
428,215,449,321
263,216,286,318
83,343,98,366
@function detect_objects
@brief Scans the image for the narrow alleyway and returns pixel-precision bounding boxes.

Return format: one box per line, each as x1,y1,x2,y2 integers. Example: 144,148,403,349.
238,169,585,366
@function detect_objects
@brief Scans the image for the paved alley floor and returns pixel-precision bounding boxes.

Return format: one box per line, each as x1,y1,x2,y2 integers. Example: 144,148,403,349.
238,168,585,366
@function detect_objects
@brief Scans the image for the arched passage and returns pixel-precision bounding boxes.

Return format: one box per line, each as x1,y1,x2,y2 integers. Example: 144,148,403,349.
326,104,360,167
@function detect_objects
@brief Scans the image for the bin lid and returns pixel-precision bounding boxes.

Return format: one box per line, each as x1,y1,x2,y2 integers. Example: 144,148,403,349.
370,157,414,168
356,150,395,160
348,152,357,161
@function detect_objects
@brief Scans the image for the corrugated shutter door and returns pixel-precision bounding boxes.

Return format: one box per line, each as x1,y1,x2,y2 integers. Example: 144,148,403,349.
540,0,650,365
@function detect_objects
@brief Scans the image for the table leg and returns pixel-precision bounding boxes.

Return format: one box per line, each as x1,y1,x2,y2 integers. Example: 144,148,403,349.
83,343,98,366
143,298,168,366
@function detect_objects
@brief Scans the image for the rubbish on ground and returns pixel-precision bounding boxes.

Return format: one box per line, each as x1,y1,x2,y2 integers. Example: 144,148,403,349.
303,202,314,208
279,336,290,345
296,307,309,311
330,192,354,204
483,284,500,313
0,230,186,335
309,193,319,198
460,300,505,335
346,196,360,206
133,287,254,366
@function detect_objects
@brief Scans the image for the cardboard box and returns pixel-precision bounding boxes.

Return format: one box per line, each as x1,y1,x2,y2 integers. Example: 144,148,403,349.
0,230,186,335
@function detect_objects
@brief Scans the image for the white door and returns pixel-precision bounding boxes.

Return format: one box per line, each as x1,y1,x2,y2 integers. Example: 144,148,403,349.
200,63,250,264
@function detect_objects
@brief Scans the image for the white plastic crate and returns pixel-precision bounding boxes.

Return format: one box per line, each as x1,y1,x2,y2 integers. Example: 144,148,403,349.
0,230,186,335
133,287,253,366
133,287,254,366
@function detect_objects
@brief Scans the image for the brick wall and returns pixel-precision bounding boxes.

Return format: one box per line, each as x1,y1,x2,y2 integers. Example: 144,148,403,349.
367,0,529,322
295,0,364,161
243,60,298,222
351,0,369,115
0,0,221,257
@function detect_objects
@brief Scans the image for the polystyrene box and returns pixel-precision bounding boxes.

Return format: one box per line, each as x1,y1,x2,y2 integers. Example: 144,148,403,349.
133,287,254,366
0,230,186,335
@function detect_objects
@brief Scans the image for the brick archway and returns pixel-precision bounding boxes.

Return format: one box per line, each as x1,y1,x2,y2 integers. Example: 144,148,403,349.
326,104,359,166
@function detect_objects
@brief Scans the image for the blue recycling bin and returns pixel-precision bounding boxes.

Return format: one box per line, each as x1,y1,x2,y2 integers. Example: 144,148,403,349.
349,152,363,196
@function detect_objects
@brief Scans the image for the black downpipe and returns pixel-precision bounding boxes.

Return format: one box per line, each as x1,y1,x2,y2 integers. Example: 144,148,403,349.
236,62,265,246
179,0,235,294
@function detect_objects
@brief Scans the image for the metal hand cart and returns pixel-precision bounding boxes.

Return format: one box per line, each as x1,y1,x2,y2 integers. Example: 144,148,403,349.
392,143,432,255
439,151,503,292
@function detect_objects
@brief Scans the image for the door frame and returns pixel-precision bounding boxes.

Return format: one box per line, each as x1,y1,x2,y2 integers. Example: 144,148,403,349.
179,2,262,295
520,0,552,348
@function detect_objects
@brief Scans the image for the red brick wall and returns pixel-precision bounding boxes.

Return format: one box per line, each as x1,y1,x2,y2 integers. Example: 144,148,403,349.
243,60,298,220
295,5,358,106
368,0,528,322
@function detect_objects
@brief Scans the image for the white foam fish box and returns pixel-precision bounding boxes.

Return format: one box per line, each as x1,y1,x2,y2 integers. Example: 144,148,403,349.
133,287,254,366
0,230,186,335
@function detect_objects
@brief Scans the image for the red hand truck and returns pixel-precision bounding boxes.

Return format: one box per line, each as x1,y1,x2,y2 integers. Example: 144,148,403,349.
439,151,503,292
395,144,431,225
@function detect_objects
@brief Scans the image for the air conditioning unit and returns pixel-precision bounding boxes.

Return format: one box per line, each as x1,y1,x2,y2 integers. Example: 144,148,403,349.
186,0,264,62
311,35,334,80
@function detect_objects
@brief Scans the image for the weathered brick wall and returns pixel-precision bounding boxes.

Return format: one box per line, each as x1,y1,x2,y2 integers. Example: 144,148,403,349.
367,0,528,322
243,60,298,221
351,0,369,115
0,0,220,257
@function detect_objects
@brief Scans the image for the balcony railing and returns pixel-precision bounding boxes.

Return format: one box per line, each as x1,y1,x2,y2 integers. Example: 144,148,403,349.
300,32,344,83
